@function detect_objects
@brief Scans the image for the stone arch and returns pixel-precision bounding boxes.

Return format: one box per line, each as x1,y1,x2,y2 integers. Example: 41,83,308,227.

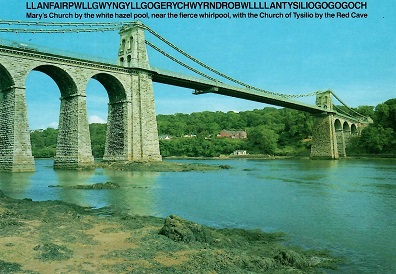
91,73,127,104
32,65,78,97
121,39,126,52
90,73,130,161
129,36,133,50
0,63,15,90
343,121,350,134
323,96,328,109
127,55,132,67
334,119,342,131
351,124,358,135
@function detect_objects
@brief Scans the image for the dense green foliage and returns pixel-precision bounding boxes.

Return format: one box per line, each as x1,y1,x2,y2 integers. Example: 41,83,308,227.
89,123,106,158
157,108,313,156
348,99,396,156
160,137,246,157
157,108,313,157
30,128,57,158
29,98,396,158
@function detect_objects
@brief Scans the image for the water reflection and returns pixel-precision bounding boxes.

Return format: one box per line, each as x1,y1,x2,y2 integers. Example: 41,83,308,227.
55,168,96,207
104,170,159,215
0,171,34,198
52,167,160,214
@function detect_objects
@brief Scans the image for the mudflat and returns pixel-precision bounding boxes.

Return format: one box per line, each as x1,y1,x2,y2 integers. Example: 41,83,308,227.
0,190,339,273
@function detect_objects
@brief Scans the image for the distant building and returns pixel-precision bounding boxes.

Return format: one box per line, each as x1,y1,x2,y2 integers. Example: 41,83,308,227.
159,135,172,140
217,130,247,139
232,150,247,155
30,129,44,133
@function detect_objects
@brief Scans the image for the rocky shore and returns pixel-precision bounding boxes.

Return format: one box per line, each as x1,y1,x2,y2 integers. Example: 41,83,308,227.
0,190,340,273
95,160,231,172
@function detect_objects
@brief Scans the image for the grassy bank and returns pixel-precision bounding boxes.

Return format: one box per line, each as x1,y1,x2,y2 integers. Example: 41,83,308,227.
0,190,340,273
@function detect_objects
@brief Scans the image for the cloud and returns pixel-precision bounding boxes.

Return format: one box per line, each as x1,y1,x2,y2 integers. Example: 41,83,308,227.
89,115,107,124
48,122,59,129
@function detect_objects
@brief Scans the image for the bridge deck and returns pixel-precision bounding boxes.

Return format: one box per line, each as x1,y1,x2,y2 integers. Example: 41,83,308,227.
150,67,327,114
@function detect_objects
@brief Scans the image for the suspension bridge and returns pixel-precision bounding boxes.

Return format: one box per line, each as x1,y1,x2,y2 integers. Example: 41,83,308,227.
0,20,371,172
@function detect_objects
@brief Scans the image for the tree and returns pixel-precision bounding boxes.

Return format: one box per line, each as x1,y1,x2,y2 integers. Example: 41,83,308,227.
247,126,278,154
347,98,396,155
375,99,396,131
89,123,107,158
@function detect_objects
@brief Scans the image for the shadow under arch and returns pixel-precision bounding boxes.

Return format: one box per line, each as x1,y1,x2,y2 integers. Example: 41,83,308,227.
351,124,358,136
0,63,15,90
92,73,127,104
343,121,351,133
90,73,129,161
334,119,342,131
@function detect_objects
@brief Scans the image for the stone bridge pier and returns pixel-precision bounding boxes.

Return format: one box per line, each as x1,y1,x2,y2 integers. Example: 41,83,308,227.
0,84,34,172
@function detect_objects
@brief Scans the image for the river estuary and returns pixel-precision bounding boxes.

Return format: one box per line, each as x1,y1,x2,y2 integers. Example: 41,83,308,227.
0,158,395,273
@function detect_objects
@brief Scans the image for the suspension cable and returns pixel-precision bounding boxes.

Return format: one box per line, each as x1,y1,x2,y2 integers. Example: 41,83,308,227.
0,20,124,27
142,23,319,99
331,91,368,118
144,24,271,93
0,27,119,33
333,105,353,117
146,40,220,82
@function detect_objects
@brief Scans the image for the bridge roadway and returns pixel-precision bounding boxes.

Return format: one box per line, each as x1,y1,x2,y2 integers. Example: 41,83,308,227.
1,42,331,115
149,67,326,114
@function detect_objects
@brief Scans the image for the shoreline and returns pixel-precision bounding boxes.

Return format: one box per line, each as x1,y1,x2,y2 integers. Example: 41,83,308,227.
165,153,396,160
0,190,340,273
32,153,396,163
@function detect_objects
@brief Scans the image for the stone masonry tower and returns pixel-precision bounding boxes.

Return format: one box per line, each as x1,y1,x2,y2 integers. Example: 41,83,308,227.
107,21,161,161
310,90,339,159
117,21,150,69
315,90,333,111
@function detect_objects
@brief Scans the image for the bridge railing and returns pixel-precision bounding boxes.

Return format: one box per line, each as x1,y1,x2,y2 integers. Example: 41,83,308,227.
0,37,115,64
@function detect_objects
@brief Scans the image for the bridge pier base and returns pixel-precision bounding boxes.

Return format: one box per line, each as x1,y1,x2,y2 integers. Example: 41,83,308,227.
336,129,346,157
0,86,35,172
310,114,339,160
54,94,94,169
103,100,131,161
130,72,162,161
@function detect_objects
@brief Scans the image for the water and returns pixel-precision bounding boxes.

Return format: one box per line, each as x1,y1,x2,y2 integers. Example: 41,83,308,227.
1,158,395,273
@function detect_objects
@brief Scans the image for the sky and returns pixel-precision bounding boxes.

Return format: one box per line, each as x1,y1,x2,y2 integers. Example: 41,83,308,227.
0,1,395,129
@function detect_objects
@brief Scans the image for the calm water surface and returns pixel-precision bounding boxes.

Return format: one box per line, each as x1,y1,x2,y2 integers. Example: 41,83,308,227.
1,158,395,273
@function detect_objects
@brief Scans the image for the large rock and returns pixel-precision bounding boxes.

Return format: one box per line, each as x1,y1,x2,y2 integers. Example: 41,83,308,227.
159,215,214,243
274,250,308,268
